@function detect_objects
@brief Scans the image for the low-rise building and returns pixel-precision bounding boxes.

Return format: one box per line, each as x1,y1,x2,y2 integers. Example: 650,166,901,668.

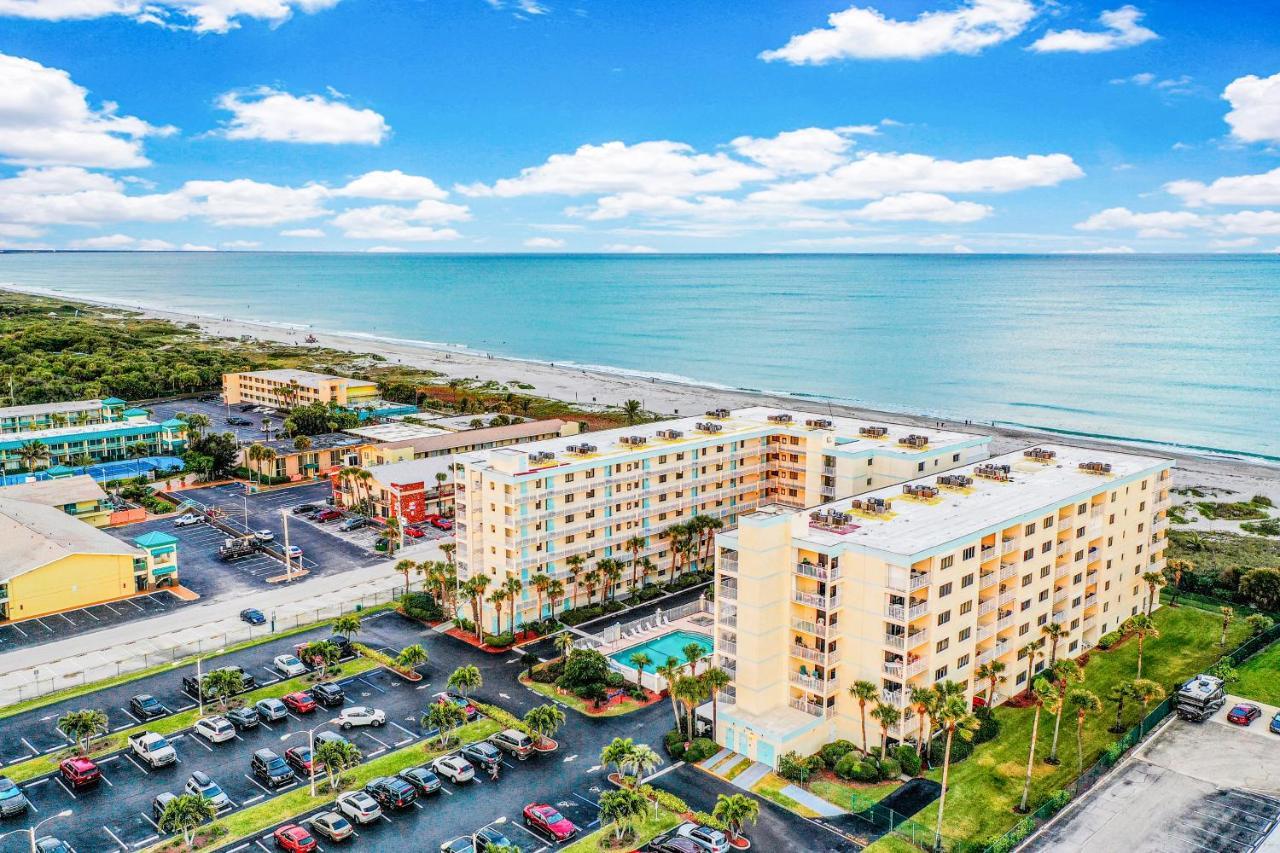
222,369,380,409
0,415,188,474
238,433,369,483
334,457,457,523
0,398,127,434
0,475,114,526
358,419,578,467
711,444,1172,767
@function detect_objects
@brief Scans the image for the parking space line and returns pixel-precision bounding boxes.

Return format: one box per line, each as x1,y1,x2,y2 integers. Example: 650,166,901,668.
124,599,144,612
57,612,75,626
389,721,415,739
572,792,599,808
19,737,40,756
244,774,273,794
55,777,77,799
244,794,264,805
103,826,128,851
35,618,54,633
11,623,27,637
134,834,158,848
82,608,100,621
126,755,150,774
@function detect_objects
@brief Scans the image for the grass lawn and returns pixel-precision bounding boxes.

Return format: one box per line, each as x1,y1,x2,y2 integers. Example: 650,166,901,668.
561,806,681,852
519,675,656,717
864,834,929,853
809,775,900,811
751,772,821,818
912,605,1249,846
1233,637,1280,705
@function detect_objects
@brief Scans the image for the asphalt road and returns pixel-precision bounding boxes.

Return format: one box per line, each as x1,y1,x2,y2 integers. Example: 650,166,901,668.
147,398,280,445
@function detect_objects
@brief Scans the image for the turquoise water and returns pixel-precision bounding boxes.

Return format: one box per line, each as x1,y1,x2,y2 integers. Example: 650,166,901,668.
610,629,714,672
2,252,1277,462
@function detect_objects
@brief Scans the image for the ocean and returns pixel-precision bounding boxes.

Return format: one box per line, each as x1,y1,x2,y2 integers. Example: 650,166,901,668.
2,252,1277,463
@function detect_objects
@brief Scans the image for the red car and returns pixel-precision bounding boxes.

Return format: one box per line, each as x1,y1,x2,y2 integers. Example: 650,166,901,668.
315,510,343,523
1228,703,1262,726
431,517,453,531
523,803,578,841
283,691,317,713
273,824,317,853
403,526,425,539
284,746,313,776
59,757,101,788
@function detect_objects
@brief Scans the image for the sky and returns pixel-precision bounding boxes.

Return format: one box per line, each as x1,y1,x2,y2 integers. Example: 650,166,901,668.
0,0,1279,253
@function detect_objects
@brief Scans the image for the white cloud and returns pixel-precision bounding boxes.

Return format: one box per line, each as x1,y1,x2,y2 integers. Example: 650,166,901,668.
281,228,325,238
729,127,856,175
760,0,1036,64
753,152,1083,203
0,0,342,34
850,192,992,222
1212,237,1258,248
457,140,771,198
217,88,388,145
0,222,41,238
1072,246,1136,254
69,233,174,250
952,244,975,253
1110,71,1193,94
336,170,447,200
1074,207,1206,237
365,245,409,253
1029,5,1157,53
180,243,215,251
331,202,467,242
181,179,328,226
1217,210,1280,236
0,168,191,225
602,243,657,253
523,237,565,248
0,52,174,168
221,239,261,249
1165,167,1280,207
1222,72,1280,144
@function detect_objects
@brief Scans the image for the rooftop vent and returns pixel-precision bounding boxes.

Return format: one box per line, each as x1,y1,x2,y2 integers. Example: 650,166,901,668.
975,463,1012,482
695,421,723,433
937,474,974,488
1078,461,1113,475
805,418,833,429
859,426,888,438
767,413,794,424
898,434,929,448
850,496,891,515
1024,448,1057,462
656,429,684,440
529,451,557,463
567,443,597,455
705,408,731,419
618,435,648,446
810,509,855,530
904,484,939,499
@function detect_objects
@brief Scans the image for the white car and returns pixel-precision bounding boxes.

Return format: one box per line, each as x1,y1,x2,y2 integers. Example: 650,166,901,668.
675,822,730,853
273,654,307,677
193,716,236,743
431,754,475,783
253,529,275,542
174,513,203,527
284,545,303,559
336,791,382,824
336,706,385,730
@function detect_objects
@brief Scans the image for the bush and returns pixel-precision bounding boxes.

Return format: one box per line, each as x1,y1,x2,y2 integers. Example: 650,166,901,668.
1096,631,1121,650
454,617,475,634
878,757,902,781
559,604,607,626
1042,789,1071,815
529,661,562,684
929,734,974,765
627,684,648,701
692,812,726,832
559,648,611,691
973,706,1001,744
846,760,881,783
664,729,687,761
895,744,922,777
606,671,627,689
684,738,719,763
653,788,689,815
472,701,529,735
399,592,443,622
833,752,862,780
819,739,857,769
483,632,515,648
778,751,813,783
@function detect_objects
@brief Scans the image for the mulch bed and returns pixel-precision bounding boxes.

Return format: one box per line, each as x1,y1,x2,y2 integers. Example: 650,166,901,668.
442,626,544,653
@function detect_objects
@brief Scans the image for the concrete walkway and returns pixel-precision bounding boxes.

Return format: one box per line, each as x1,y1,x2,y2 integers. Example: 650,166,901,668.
0,539,441,706
780,783,847,817
731,761,772,791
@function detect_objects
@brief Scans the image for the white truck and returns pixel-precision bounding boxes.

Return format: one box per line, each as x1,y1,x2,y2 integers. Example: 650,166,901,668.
128,731,177,768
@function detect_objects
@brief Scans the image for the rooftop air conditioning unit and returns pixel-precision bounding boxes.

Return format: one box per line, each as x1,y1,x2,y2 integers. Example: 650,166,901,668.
529,451,556,463
705,408,731,419
937,474,974,488
696,422,723,433
767,413,794,423
975,464,1013,481
656,429,684,440
859,426,888,438
899,434,928,448
1078,461,1113,474
1024,448,1057,462
805,418,833,429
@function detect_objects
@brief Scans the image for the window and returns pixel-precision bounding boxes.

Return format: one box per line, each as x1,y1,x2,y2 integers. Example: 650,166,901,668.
1038,590,1049,602
1044,516,1054,528
1040,566,1050,578
953,453,960,462
1041,541,1052,553
917,462,925,472
939,582,953,597
934,666,949,681
1023,548,1034,561
1021,573,1033,587
937,610,951,626
959,600,972,615
958,626,971,641
1020,599,1031,612
961,572,974,588
957,654,970,669
940,555,954,570
1025,522,1036,536
963,546,976,561
1037,613,1047,626
1016,671,1027,685
1019,623,1030,636
936,638,949,653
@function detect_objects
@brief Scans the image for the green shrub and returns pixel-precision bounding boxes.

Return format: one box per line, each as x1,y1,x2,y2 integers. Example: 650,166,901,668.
1043,789,1071,815
819,739,857,769
834,752,861,780
848,760,881,783
483,632,515,648
692,811,726,832
653,788,689,815
472,701,529,735
454,617,475,634
929,734,974,765
895,744,922,777
399,592,443,622
664,729,687,761
529,661,562,684
559,648,611,691
878,757,902,781
1096,631,1121,650
605,671,626,689
1103,741,1126,765
778,751,813,783
684,738,719,764
973,706,1001,744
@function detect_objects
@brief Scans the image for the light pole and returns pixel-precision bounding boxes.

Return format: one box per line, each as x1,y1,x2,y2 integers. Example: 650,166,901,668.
281,508,294,581
281,725,324,798
192,649,225,717
0,808,73,853
471,816,507,852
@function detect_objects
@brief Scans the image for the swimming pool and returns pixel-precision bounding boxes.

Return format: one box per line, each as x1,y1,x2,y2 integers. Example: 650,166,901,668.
609,629,713,673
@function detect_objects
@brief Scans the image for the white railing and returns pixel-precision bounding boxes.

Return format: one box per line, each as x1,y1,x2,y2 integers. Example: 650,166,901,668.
1001,540,1019,555
979,599,997,616
790,672,837,693
1054,588,1070,604
998,590,1015,606
884,633,905,650
979,571,996,587
996,613,1015,631
908,601,929,620
795,562,841,582
1090,506,1104,518
978,642,1009,665
883,661,903,678
885,603,905,620
1152,517,1169,532
794,588,842,609
976,623,994,641
792,618,836,640
718,640,737,656
1084,594,1098,608
1057,542,1072,557
881,688,905,706
1055,563,1070,579
718,583,737,601
905,659,927,678
1000,564,1018,581
905,629,930,648
792,644,839,665
1153,497,1171,512
789,698,834,718
981,546,996,561
1083,616,1097,631
909,573,931,592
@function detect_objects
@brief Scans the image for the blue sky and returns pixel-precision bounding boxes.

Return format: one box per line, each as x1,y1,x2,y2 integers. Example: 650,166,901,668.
1,0,1279,252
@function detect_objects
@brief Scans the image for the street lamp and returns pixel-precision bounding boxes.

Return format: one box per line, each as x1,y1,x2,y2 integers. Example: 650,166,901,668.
0,809,73,853
281,725,325,798
471,816,507,852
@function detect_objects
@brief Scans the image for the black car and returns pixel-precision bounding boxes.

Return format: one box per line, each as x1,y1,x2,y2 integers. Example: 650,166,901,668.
183,665,257,699
34,838,71,853
225,706,261,730
292,504,320,515
130,694,166,720
396,766,441,795
648,837,703,853
310,682,345,707
461,741,503,773
238,404,255,412
326,635,355,658
226,416,253,426
364,777,418,809
251,749,295,788
240,608,266,625
198,395,220,402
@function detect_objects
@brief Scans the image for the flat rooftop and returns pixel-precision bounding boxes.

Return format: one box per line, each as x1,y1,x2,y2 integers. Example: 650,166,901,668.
794,444,1172,557
461,405,984,476
427,414,532,432
367,456,456,487
0,419,166,446
233,369,366,388
259,433,367,454
0,399,106,419
0,474,107,506
344,422,449,442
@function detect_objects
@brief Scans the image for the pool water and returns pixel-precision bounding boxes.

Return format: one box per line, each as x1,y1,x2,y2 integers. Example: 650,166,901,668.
610,629,713,673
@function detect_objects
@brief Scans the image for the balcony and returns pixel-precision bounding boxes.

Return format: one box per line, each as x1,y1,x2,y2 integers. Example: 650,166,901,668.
792,644,840,665
718,640,737,656
1083,616,1098,632
1052,608,1067,623
884,633,905,651
905,658,927,678
1055,563,1071,579
793,618,836,640
795,561,841,582
980,545,996,562
1152,517,1169,533
978,598,997,616
976,623,995,641
998,590,1016,606
789,698,834,719
718,583,738,601
995,612,1016,631
999,564,1018,581
1054,588,1070,604
881,688,906,707
1154,497,1171,512
1057,542,1072,557
720,555,739,574
883,660,903,678
977,641,1009,666
1084,594,1098,608
905,628,930,649
1001,540,1019,555
979,570,996,587
790,671,837,693
1090,506,1105,519
794,588,842,609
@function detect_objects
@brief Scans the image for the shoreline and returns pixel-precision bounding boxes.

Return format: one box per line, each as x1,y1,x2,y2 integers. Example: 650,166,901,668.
4,281,1278,501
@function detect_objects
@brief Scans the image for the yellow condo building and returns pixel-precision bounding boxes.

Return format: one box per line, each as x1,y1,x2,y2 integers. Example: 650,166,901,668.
453,407,989,634
222,369,380,409
711,444,1172,767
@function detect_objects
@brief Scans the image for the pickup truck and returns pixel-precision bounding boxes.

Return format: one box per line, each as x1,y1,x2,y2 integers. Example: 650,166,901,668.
128,732,177,768
218,537,257,561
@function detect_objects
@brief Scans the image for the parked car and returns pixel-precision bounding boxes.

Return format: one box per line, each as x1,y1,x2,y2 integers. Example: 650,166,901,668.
1271,711,1280,734
309,811,354,842
130,693,166,720
648,837,704,853
326,635,355,658
285,746,314,776
195,716,236,743
1228,703,1262,726
433,691,478,721
397,766,441,795
336,706,385,729
283,691,317,713
364,776,418,809
284,545,303,559
251,749,296,788
128,731,176,768
473,826,519,852
674,822,730,853
226,416,253,426
315,731,356,750
255,698,289,722
0,777,27,817
336,791,382,824
226,706,260,730
316,509,343,523
253,529,275,542
273,824,317,853
238,404,255,412
523,803,578,841
240,608,267,625
338,516,370,532
150,792,176,823
431,755,475,784
431,517,453,531
274,654,308,677
491,729,535,760
34,838,71,853
184,771,231,810
58,757,101,789
292,504,320,515
174,513,203,527
439,840,473,853
403,525,425,539
310,682,345,707
374,537,390,552
461,741,503,774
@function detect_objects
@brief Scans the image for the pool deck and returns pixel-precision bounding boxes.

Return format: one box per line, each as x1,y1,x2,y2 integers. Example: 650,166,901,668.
594,611,714,661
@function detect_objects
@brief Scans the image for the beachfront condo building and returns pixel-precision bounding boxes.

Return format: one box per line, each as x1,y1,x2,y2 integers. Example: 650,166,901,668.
222,369,381,409
0,414,188,474
0,398,127,434
453,407,990,633
711,444,1172,768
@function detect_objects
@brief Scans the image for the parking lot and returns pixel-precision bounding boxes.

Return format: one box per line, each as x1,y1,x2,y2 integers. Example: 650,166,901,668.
147,397,280,444
0,593,195,656
1029,695,1280,852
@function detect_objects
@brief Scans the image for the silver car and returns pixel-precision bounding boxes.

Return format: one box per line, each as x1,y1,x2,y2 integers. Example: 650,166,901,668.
184,771,231,811
255,698,289,721
336,790,382,824
675,822,730,853
431,754,475,783
194,716,236,743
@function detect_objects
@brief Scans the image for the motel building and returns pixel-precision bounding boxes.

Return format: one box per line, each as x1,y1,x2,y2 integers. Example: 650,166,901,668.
0,398,128,434
710,444,1172,768
0,411,188,474
332,456,457,524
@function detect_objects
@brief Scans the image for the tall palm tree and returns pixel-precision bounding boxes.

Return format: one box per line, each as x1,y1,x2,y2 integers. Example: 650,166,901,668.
59,708,108,756
849,681,878,756
183,412,210,438
599,559,624,602
1019,639,1044,694
623,744,661,786
1040,622,1067,666
672,675,707,740
869,701,901,758
566,555,585,608
701,516,724,563
440,541,456,565
17,439,51,472
1219,605,1234,647
487,588,506,639
1107,681,1136,733
583,568,601,605
664,523,688,581
394,559,415,596
682,641,707,675
629,652,652,675
158,794,217,850
1067,688,1102,776
600,737,636,780
1142,571,1165,616
622,399,644,425
315,738,363,792
700,666,732,737
383,516,402,556
713,793,761,844
531,573,552,622
447,664,483,699
1130,678,1166,736
462,576,490,642
976,660,1007,705
1019,677,1059,813
625,535,646,592
504,575,523,634
638,557,656,587
553,631,576,661
547,578,565,617
1130,614,1159,678
909,685,938,762
932,690,979,850
656,657,684,730
1046,659,1083,765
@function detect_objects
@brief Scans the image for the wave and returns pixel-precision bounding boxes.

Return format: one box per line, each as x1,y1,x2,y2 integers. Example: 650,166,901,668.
995,420,1280,466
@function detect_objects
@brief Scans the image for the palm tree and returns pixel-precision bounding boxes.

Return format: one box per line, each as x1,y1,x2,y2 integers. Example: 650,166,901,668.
1131,678,1166,736
672,675,707,740
622,399,643,425
503,575,523,634
683,641,707,676
869,701,901,758
396,644,428,671
638,557,657,588
440,541,456,565
183,412,210,438
1166,558,1189,606
849,680,878,756
383,517,402,556
245,442,267,484
333,614,361,639
1142,571,1165,616
463,576,490,641
203,667,244,711
1129,613,1159,678
1045,659,1083,765
447,664,482,699
293,434,312,453
599,788,648,845
664,523,688,581
486,588,506,639
600,737,636,780
522,704,566,749
566,555,585,608
909,685,938,762
700,666,733,737
713,793,760,844
59,708,108,756
932,690,979,850
625,535,646,592
582,568,601,605
700,516,724,563
657,657,684,731
424,701,466,748
532,573,552,622
547,579,566,617
629,651,652,675
158,793,217,850
623,743,661,785
315,738,363,792
1019,676,1059,813
1067,688,1103,776
1107,681,1136,733
600,559,624,602
394,559,416,596
554,631,576,661
1040,622,1067,666
1019,639,1044,695
976,660,1007,705
1220,605,1234,647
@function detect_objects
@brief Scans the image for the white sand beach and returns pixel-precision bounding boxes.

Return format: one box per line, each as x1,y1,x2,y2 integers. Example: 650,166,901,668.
5,282,1278,501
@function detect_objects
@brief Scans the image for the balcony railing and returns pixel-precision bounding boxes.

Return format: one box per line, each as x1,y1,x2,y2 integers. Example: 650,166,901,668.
789,698,834,719
1084,594,1098,608
977,641,1009,666
718,583,738,601
1054,588,1070,604
979,570,996,587
978,598,997,616
1083,616,1098,632
718,640,737,656
793,618,836,640
884,633,905,650
1152,517,1169,532
794,588,842,609
1055,563,1071,579
905,659,927,678
883,661,902,678
1001,540,1019,555
998,590,1016,606
980,545,996,561
1153,497,1171,512
792,644,840,665
790,671,837,693
1057,542,1072,557
976,623,995,641
795,562,841,582
881,688,906,706
1000,564,1018,581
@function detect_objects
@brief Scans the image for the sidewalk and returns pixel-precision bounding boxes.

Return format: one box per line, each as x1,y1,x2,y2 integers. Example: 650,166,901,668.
0,539,442,707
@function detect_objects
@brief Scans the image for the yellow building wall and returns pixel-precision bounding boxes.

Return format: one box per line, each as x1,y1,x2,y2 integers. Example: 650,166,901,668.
7,553,139,620
68,499,111,528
